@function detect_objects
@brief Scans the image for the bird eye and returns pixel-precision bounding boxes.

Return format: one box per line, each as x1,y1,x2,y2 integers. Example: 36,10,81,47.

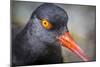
41,19,53,30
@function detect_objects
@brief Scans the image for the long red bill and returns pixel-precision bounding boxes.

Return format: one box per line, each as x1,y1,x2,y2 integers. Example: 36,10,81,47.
58,32,90,61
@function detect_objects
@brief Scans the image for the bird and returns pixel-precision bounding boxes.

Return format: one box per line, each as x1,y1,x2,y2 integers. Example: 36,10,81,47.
12,3,90,66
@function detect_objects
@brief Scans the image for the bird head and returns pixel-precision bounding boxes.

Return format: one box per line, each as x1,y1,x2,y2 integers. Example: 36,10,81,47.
30,3,90,61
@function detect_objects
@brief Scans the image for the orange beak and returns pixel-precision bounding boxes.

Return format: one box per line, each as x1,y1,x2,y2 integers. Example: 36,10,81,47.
58,32,90,61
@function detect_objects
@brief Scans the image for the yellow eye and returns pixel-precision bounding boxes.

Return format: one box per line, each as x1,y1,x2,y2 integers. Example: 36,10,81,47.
41,19,53,30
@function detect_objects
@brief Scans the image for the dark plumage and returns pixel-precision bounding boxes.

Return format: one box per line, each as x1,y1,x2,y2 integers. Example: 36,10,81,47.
12,3,68,66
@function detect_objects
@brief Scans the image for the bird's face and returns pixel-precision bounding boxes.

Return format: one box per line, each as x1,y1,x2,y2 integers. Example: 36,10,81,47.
32,16,67,44
31,3,69,44
31,3,90,61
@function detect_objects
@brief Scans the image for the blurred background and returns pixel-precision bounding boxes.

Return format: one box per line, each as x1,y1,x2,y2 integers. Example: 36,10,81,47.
11,1,96,62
